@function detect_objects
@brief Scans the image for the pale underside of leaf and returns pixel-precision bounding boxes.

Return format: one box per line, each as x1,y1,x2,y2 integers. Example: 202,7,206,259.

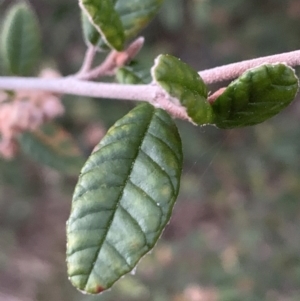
67,103,182,294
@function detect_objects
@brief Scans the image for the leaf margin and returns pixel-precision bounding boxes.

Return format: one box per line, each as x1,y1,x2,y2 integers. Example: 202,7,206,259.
66,103,183,294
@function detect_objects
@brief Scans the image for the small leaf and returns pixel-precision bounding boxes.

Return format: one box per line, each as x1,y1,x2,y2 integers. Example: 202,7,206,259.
88,0,164,50
81,10,110,51
212,63,299,128
116,67,146,84
81,11,101,47
0,2,41,76
80,0,125,51
19,123,85,175
152,54,213,125
66,103,183,294
115,0,165,38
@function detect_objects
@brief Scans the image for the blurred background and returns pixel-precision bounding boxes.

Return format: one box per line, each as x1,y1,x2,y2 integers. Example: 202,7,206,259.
1,0,300,300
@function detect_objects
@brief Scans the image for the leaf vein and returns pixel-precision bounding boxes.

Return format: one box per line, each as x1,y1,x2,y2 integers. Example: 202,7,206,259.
105,240,131,268
68,208,114,226
118,205,149,247
128,179,164,215
73,184,124,202
82,108,155,290
67,245,99,257
139,149,175,192
148,132,181,163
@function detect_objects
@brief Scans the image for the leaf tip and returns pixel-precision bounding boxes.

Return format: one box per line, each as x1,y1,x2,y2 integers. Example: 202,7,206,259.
94,285,105,294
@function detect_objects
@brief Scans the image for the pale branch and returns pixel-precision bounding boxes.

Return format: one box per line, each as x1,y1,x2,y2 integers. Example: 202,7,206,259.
199,49,300,84
75,50,117,80
74,37,145,80
75,45,97,77
0,49,300,121
0,77,153,100
0,77,190,121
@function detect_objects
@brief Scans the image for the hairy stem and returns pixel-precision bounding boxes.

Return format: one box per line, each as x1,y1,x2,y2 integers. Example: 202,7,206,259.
75,37,145,80
75,45,97,77
0,77,190,120
199,49,300,84
75,50,116,80
0,77,153,100
0,49,300,121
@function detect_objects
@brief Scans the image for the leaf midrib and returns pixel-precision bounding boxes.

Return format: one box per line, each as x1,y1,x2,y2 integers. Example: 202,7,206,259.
82,108,155,290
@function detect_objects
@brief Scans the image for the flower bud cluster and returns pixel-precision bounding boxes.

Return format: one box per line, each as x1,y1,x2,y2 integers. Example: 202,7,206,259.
0,69,64,159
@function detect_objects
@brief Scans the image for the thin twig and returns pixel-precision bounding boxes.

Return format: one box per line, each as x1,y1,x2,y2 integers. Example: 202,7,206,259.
76,50,117,80
199,49,300,84
208,87,226,104
1,49,300,121
75,37,145,80
75,45,97,77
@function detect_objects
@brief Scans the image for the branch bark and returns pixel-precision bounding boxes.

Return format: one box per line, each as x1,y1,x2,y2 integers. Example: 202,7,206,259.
0,49,299,121
0,77,191,121
0,77,153,100
199,49,300,84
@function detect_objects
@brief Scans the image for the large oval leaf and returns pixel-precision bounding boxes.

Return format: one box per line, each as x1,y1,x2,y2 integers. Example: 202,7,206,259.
152,54,213,125
211,63,299,128
67,103,183,294
0,2,41,76
80,0,125,51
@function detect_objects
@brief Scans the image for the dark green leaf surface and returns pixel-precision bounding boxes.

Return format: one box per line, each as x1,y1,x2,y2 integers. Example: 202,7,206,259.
67,103,183,294
81,11,101,47
80,0,125,51
116,67,145,84
19,123,85,175
152,54,213,125
212,64,299,128
87,0,164,50
0,2,41,76
115,0,164,38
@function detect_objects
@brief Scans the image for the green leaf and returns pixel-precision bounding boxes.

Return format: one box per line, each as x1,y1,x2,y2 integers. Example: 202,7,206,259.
115,0,165,38
116,67,146,84
81,11,101,47
152,54,213,125
81,10,110,51
66,103,183,294
0,2,41,76
18,123,85,175
80,0,125,51
212,63,299,128
84,0,164,50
